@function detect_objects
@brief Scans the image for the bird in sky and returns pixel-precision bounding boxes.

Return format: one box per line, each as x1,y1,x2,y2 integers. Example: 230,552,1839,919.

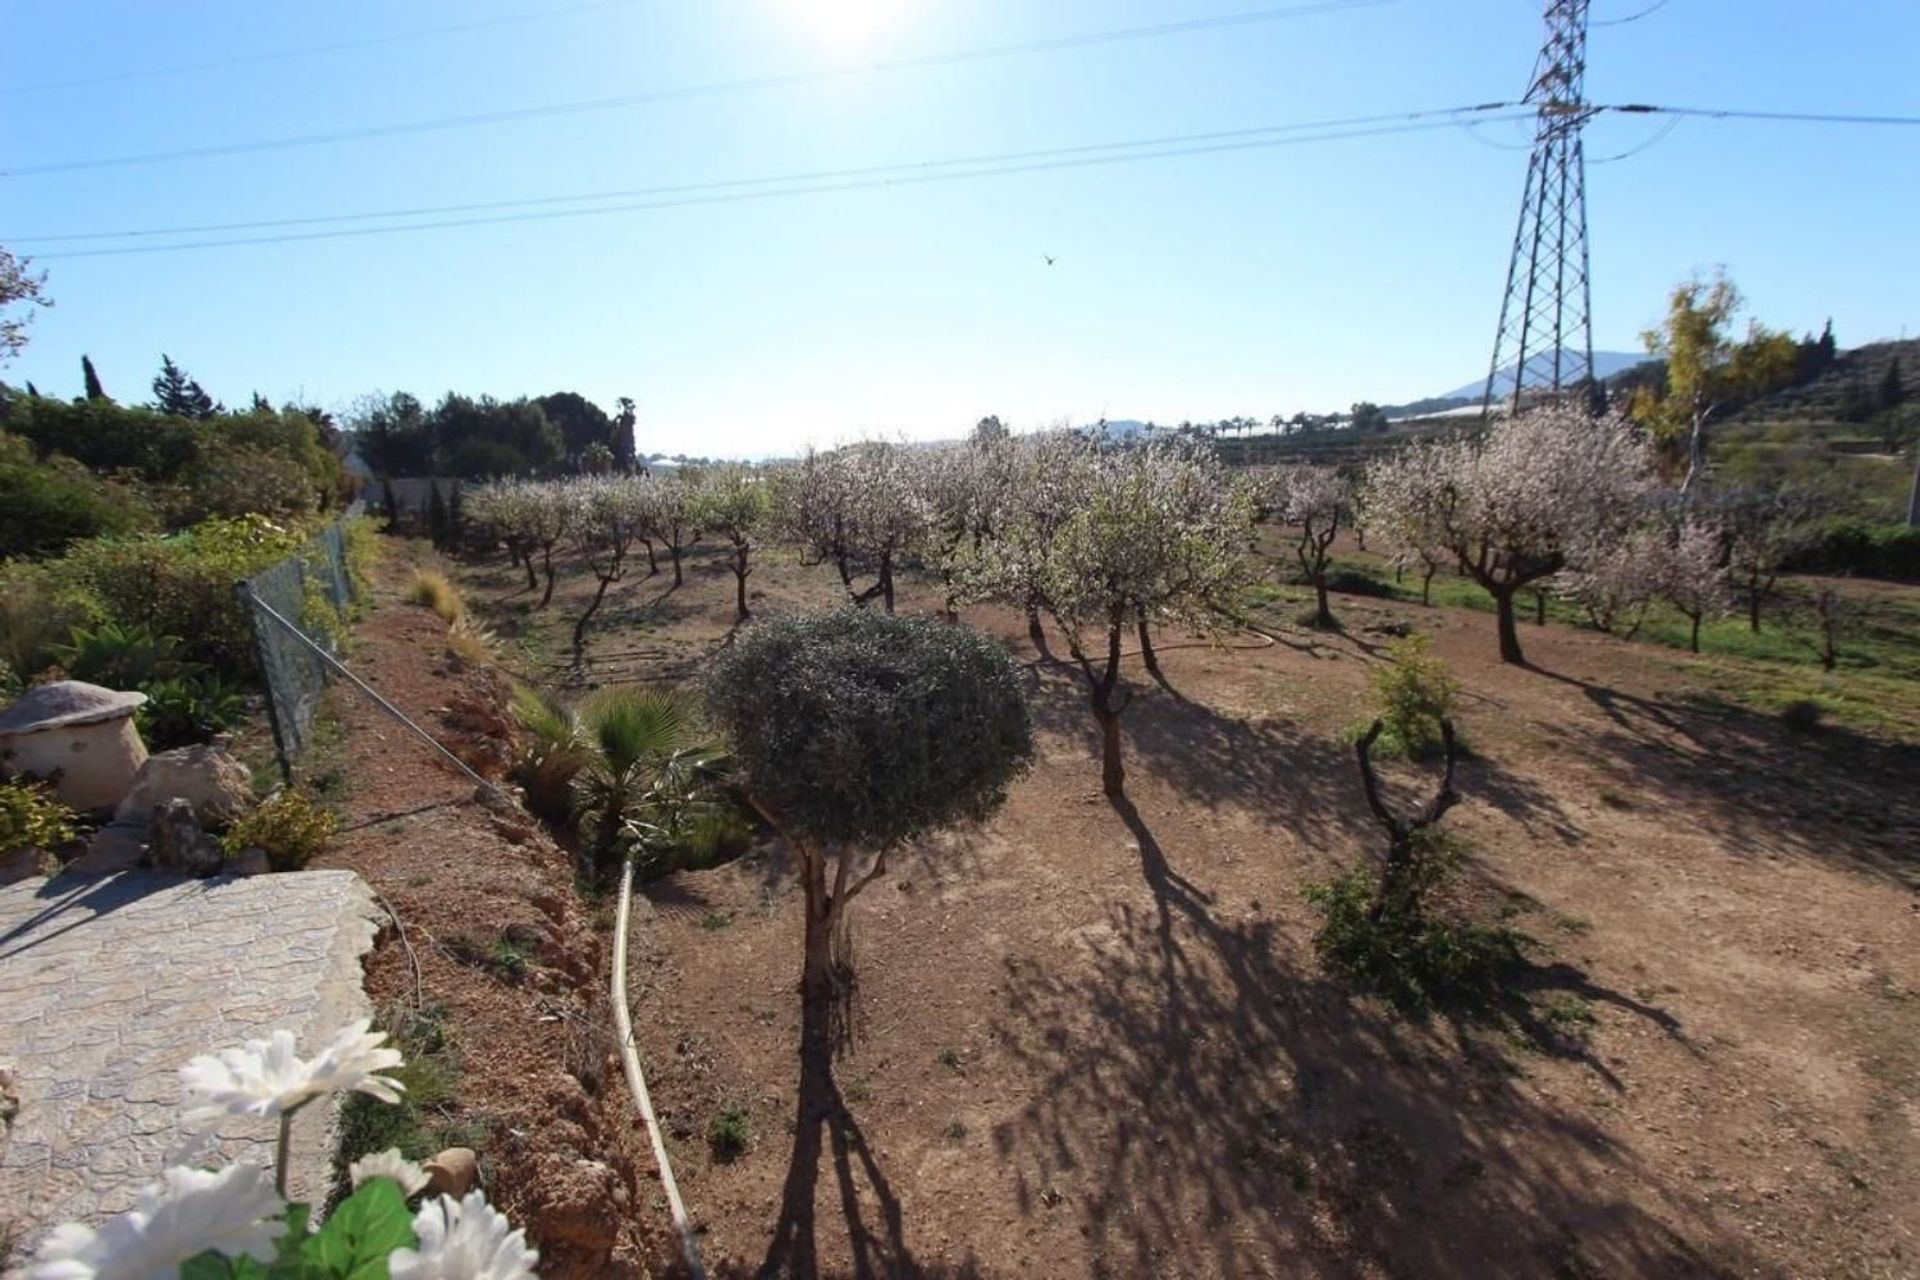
1043,255,1056,266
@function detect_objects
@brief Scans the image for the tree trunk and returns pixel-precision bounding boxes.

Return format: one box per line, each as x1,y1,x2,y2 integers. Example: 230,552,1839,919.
1135,611,1163,682
1313,577,1334,630
1689,613,1702,653
1749,589,1762,633
669,541,683,587
642,538,658,575
1420,563,1435,607
880,555,895,615
575,573,614,651
800,854,836,1014
516,542,537,592
538,544,556,609
1026,602,1047,653
1094,699,1124,797
1533,589,1547,626
733,547,751,623
1494,587,1525,665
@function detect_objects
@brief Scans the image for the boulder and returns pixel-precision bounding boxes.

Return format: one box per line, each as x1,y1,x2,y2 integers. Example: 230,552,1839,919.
115,745,255,828
146,798,224,877
227,847,272,877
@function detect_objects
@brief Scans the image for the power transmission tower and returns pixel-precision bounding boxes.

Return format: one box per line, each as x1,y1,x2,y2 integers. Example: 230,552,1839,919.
1482,0,1596,415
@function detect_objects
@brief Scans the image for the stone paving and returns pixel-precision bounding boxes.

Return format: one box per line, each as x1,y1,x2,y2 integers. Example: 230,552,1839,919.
0,868,377,1254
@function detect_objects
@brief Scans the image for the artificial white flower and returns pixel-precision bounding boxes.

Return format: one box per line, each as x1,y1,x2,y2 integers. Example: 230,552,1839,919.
348,1147,432,1198
179,1019,404,1127
26,1163,284,1280
388,1190,539,1280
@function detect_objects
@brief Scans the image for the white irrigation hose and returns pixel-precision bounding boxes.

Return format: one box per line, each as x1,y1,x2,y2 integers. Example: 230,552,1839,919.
613,856,707,1280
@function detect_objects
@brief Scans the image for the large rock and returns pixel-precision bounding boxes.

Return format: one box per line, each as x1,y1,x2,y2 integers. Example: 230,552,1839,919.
146,798,224,877
115,745,255,828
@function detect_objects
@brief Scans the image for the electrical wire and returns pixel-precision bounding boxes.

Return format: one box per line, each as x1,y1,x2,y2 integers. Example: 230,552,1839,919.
1600,103,1920,126
1589,114,1682,163
1592,0,1672,27
25,110,1532,260
0,0,1396,179
9,103,1518,246
0,0,640,96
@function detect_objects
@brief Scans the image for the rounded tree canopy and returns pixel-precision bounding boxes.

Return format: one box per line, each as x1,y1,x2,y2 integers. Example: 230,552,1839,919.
706,609,1033,850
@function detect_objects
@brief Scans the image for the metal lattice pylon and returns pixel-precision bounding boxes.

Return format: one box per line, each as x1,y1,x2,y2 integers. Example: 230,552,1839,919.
1483,0,1596,415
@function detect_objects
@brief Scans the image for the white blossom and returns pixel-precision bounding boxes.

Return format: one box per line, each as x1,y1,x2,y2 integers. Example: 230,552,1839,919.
348,1148,432,1198
25,1163,284,1280
388,1190,539,1280
179,1019,404,1128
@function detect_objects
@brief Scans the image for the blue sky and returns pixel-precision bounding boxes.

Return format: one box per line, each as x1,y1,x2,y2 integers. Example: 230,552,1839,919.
3,0,1916,456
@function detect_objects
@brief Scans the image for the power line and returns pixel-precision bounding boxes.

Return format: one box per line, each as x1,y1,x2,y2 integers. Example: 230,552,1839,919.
0,0,641,96
9,104,1517,246
27,109,1535,260
1592,0,1671,27
1600,103,1920,126
0,0,1396,179
1589,115,1682,163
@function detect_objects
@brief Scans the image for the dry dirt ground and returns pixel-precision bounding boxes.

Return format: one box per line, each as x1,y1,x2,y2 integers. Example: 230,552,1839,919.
298,558,676,1278
439,537,1918,1280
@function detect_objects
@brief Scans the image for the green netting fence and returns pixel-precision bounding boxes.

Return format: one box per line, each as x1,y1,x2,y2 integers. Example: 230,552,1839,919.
237,520,357,778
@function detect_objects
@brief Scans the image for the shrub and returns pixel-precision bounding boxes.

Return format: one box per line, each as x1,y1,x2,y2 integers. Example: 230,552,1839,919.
62,514,308,674
221,788,337,870
56,620,193,689
0,431,151,558
405,570,463,623
1779,698,1825,734
1360,633,1459,759
1306,862,1526,1013
1782,518,1920,583
572,686,724,883
342,515,383,596
446,616,498,666
508,685,592,825
137,673,248,750
0,777,82,855
708,1106,751,1161
0,562,105,678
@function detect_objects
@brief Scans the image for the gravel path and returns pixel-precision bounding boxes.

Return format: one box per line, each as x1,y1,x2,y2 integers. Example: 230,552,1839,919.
0,868,378,1255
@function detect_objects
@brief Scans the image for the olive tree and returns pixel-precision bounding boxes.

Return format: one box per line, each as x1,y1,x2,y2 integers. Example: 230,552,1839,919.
966,437,1256,796
706,610,1031,1028
695,464,771,622
1365,406,1653,665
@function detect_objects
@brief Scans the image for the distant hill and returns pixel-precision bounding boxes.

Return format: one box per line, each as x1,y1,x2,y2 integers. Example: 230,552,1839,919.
1730,337,1919,426
1428,350,1651,404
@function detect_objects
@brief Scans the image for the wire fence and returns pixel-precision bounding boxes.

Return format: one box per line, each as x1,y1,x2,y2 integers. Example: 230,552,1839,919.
237,520,358,778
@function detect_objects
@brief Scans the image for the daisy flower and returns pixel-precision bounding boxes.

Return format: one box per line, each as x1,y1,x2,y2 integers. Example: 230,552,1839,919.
25,1163,284,1280
348,1148,432,1198
179,1019,404,1127
388,1190,539,1280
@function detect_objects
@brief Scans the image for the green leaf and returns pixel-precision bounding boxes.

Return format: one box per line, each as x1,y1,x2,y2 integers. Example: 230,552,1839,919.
181,1254,272,1280
308,1180,416,1280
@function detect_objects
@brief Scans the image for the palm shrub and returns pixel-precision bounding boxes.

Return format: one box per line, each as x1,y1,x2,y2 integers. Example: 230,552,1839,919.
56,620,195,689
571,687,724,884
507,685,592,825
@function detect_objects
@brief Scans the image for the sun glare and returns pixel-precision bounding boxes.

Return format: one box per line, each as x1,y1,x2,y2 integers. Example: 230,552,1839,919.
772,0,919,51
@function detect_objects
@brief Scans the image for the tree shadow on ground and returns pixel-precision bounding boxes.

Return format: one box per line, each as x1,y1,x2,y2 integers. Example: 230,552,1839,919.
1024,663,1581,849
737,986,955,1280
988,796,1754,1279
1538,668,1920,887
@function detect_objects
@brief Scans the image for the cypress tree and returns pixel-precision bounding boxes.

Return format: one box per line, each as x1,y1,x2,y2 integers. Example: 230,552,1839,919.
381,479,400,532
81,354,107,401
1881,357,1904,411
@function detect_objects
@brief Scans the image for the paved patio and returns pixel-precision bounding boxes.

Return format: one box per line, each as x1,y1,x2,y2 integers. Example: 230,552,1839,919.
0,868,378,1254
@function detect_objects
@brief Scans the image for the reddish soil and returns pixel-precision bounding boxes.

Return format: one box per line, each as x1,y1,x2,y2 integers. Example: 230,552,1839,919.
441,540,1918,1280
308,555,675,1278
